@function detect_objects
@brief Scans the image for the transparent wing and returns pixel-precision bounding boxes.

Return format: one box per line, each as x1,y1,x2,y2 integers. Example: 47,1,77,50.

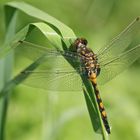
97,17,140,63
20,69,83,92
16,40,82,71
15,40,86,91
21,70,83,91
97,44,140,85
16,46,84,91
16,40,79,62
16,40,60,60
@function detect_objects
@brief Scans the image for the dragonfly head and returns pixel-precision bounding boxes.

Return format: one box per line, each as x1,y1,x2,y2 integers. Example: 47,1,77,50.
70,38,88,52
75,38,88,48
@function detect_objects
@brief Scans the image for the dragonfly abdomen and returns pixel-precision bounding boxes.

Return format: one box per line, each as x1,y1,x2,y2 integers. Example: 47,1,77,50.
90,72,111,134
73,38,111,134
92,83,111,134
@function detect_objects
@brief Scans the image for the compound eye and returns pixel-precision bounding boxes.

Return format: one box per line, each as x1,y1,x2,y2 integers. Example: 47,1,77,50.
82,39,88,46
75,38,88,45
74,38,88,49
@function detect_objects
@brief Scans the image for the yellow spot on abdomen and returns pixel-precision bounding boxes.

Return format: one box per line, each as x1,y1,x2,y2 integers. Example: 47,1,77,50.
90,73,96,79
100,102,104,109
97,94,100,99
90,73,97,84
102,110,106,117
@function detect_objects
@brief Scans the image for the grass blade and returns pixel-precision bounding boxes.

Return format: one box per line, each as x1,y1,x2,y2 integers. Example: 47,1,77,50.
82,77,109,140
0,7,17,140
0,2,109,139
5,1,75,38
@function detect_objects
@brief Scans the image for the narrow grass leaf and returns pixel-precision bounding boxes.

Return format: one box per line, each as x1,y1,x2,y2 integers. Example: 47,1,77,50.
0,6,17,140
0,2,109,139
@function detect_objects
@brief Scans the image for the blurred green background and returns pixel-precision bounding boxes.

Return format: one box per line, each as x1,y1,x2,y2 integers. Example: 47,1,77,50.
0,0,140,140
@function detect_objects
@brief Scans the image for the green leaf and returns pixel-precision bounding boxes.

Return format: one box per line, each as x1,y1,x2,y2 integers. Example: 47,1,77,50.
0,5,17,140
5,1,75,38
0,2,109,139
82,77,109,140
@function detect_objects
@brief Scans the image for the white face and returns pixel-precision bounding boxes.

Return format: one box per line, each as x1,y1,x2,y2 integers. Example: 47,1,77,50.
77,42,86,53
78,42,85,48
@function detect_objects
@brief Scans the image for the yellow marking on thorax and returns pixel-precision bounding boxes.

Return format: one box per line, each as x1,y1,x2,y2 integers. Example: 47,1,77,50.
90,63,95,68
85,53,89,56
86,57,93,60
81,51,85,55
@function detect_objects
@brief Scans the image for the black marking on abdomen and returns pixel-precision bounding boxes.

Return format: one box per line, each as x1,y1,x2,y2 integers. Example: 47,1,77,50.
74,38,110,133
92,82,111,134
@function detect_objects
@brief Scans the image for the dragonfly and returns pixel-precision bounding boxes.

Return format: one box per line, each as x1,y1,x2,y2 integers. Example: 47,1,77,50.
16,17,140,134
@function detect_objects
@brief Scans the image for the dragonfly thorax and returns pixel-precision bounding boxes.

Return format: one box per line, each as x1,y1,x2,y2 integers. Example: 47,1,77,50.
74,38,100,78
